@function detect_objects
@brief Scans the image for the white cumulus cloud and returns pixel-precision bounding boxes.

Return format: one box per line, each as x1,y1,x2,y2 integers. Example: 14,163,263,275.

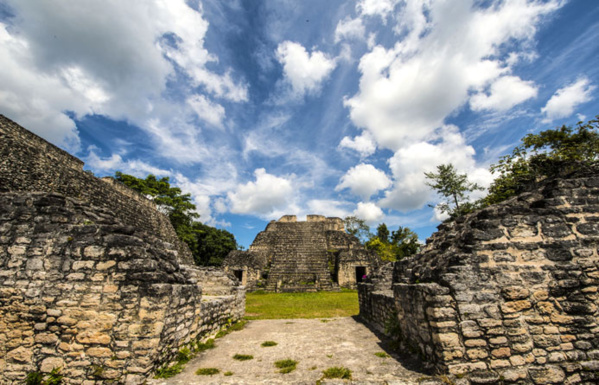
336,164,392,200
339,132,377,157
344,0,561,152
228,169,295,217
470,75,538,112
353,202,385,223
276,41,337,98
541,77,596,122
335,17,366,42
0,0,246,159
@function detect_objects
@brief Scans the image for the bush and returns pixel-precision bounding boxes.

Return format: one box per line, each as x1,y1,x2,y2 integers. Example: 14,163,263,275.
274,359,298,374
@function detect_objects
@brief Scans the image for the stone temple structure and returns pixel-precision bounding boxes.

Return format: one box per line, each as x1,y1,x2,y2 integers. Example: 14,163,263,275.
223,215,380,292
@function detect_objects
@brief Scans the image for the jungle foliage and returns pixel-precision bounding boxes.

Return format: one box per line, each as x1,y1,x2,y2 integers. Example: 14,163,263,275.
114,172,238,266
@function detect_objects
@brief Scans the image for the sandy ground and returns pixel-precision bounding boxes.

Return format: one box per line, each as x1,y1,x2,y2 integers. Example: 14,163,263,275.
148,317,430,385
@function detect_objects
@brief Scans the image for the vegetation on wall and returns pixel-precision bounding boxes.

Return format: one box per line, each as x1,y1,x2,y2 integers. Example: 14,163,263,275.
114,172,238,266
343,218,420,262
426,115,599,220
484,115,599,205
365,224,420,262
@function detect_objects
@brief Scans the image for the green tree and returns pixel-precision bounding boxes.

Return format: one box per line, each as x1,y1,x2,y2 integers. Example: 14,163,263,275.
485,116,599,205
376,223,390,243
365,224,420,262
343,216,371,243
391,226,420,259
114,172,238,266
115,172,198,244
192,222,238,266
424,164,484,219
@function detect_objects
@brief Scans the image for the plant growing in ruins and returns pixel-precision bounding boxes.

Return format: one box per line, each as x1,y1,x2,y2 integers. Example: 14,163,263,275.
25,372,44,385
114,172,239,266
365,224,420,261
425,164,484,219
233,354,254,361
321,366,352,380
275,359,298,374
261,341,278,347
484,115,599,205
195,368,220,375
343,216,371,243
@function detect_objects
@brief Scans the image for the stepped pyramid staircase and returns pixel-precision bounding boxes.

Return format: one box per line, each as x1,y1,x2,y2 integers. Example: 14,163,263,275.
264,222,335,292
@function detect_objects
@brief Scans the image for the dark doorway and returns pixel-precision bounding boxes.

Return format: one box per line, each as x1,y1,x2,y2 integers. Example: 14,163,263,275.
355,266,366,283
233,270,244,282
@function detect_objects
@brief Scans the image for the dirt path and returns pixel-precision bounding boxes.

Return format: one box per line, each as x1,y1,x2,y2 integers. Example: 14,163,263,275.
148,317,429,385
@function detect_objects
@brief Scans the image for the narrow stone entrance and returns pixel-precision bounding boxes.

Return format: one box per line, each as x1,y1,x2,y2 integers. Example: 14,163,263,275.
355,266,367,283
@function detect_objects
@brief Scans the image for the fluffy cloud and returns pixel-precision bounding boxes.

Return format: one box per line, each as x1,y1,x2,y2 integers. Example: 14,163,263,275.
0,0,246,157
335,17,366,43
541,77,596,122
344,0,560,152
336,163,392,200
470,75,538,112
353,202,384,223
228,169,296,217
306,200,351,218
276,41,337,98
379,126,493,211
357,0,400,18
339,132,377,157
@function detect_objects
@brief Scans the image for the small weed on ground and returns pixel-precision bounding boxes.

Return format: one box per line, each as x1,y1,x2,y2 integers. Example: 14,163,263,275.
195,368,220,376
375,352,390,358
261,341,278,347
275,359,298,374
224,371,233,376
233,354,254,361
326,354,333,358
321,366,352,380
25,372,44,385
216,320,247,338
195,338,215,352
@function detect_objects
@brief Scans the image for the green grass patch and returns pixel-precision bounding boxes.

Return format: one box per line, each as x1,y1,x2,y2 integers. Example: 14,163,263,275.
375,352,390,358
322,366,352,380
233,354,254,361
245,291,358,319
261,341,278,347
195,368,220,376
194,338,215,352
224,371,233,376
275,359,298,374
216,320,247,338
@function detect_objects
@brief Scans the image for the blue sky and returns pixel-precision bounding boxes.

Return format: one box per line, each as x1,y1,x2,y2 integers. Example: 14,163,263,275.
1,0,597,248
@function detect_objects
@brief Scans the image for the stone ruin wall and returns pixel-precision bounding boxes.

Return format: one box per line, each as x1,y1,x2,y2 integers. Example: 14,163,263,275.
0,116,245,384
359,173,599,384
0,115,192,265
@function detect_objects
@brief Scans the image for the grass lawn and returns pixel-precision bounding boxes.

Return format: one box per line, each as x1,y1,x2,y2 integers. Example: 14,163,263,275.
245,289,359,319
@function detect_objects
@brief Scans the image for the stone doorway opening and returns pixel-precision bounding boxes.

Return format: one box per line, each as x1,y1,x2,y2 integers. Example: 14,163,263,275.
233,269,245,284
355,266,366,283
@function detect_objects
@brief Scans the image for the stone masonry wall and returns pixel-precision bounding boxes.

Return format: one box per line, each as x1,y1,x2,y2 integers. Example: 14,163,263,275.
359,172,599,384
0,115,193,265
0,192,243,384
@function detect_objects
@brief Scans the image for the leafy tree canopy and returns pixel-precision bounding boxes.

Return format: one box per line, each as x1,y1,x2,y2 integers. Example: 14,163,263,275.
424,164,483,219
114,172,238,266
485,116,599,205
365,224,420,262
343,216,371,243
